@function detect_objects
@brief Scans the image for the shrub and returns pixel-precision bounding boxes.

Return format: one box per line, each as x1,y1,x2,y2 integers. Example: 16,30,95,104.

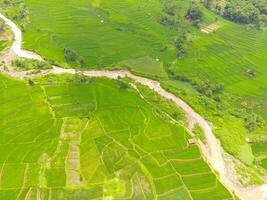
64,48,77,62
186,6,203,26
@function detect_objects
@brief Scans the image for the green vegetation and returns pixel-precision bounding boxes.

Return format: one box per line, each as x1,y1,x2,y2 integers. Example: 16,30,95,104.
203,0,267,26
1,0,186,71
0,0,28,31
11,58,52,70
0,73,234,199
1,0,267,185
193,124,206,143
186,4,203,26
252,142,267,155
161,0,267,168
119,56,167,78
259,158,267,170
0,19,12,53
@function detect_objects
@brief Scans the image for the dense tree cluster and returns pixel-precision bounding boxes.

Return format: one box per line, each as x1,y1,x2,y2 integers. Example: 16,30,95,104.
174,38,186,58
203,0,267,26
12,59,51,70
167,69,223,98
241,111,265,132
159,0,180,26
64,48,85,67
186,6,203,26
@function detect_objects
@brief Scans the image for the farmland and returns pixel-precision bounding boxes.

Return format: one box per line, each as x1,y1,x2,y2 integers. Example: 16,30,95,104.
1,0,267,198
0,73,234,199
7,0,180,75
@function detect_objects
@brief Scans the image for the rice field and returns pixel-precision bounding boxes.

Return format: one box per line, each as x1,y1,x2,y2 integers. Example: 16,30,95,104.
0,73,234,199
176,8,267,121
160,3,267,167
1,0,267,190
20,0,177,75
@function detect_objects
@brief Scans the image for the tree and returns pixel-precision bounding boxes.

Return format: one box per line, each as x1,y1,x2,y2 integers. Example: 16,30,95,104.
202,0,267,26
223,1,260,24
64,48,77,62
160,14,176,25
117,79,129,89
78,56,85,67
163,0,179,16
186,6,203,21
253,0,267,15
12,59,26,68
203,0,216,9
159,0,180,26
28,79,34,86
186,6,203,26
174,39,185,58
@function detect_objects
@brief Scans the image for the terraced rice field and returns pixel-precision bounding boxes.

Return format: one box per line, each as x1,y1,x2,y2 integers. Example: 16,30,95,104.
22,0,177,74
0,74,233,199
21,0,267,124
177,14,267,120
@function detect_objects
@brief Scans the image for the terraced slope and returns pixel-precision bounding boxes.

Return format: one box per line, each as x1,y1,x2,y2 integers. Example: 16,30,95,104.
21,0,177,74
0,74,233,200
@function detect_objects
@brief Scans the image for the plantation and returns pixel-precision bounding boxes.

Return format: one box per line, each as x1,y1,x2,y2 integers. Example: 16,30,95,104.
1,0,183,73
1,0,267,198
0,73,234,199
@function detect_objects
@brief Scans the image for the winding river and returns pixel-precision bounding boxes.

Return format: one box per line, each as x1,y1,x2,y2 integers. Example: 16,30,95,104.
0,13,266,200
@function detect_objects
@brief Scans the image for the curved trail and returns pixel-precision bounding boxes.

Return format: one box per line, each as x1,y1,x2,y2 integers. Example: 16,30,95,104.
0,13,266,200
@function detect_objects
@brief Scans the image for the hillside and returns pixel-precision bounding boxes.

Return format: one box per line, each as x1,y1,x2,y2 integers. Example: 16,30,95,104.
0,0,267,199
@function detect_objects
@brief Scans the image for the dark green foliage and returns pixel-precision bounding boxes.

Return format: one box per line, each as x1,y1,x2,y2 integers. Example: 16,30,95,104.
224,1,260,24
78,56,86,67
11,59,51,70
174,39,186,58
12,59,26,68
203,0,267,25
64,48,77,62
159,14,177,25
186,6,203,21
186,6,203,26
117,79,129,89
28,79,34,86
245,113,266,132
159,0,180,26
63,48,87,67
254,0,267,15
162,0,179,16
176,73,191,82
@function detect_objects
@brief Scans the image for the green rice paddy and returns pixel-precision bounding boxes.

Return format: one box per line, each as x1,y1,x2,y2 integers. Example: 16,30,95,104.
1,0,267,194
20,0,178,75
0,73,234,199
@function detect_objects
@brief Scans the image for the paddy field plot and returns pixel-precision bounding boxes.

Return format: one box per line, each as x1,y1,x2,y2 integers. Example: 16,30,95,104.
21,0,177,75
0,73,234,199
176,9,267,122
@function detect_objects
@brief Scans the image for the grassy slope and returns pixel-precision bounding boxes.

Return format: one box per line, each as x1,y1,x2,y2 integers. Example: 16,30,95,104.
0,73,233,199
159,2,267,168
1,0,267,177
22,0,177,75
